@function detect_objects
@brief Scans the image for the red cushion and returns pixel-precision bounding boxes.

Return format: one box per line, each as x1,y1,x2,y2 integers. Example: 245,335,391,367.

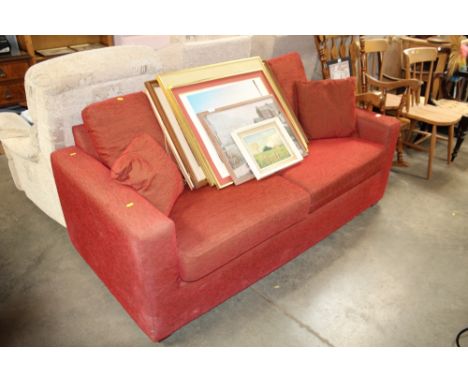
82,92,165,168
266,52,307,115
110,134,184,216
280,138,385,212
170,176,310,282
296,77,357,140
72,125,99,160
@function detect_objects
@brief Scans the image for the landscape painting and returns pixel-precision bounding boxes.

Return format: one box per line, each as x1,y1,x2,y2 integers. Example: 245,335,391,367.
198,95,305,184
231,118,303,179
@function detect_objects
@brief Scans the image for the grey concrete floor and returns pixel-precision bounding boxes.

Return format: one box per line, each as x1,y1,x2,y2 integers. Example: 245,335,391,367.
1,141,467,346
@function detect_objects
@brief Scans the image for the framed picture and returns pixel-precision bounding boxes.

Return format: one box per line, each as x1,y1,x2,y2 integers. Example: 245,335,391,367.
157,56,308,189
35,46,75,57
145,80,207,189
231,117,303,180
197,95,306,185
69,43,105,52
327,57,352,79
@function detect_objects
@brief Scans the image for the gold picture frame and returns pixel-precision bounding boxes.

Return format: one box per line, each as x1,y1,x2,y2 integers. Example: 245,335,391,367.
156,56,308,189
145,80,207,189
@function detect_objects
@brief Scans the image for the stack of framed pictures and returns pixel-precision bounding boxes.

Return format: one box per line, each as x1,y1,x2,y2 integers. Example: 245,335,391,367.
145,56,308,190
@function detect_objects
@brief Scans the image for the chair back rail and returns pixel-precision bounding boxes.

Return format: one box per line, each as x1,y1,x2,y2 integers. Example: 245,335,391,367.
315,35,357,79
403,47,438,106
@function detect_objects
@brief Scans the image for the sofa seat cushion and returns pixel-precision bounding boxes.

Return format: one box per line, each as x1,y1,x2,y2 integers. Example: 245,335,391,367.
170,176,310,282
280,138,386,213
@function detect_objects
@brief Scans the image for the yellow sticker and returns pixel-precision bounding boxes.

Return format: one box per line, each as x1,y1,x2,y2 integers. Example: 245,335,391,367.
69,152,77,157
117,97,124,101
126,202,134,208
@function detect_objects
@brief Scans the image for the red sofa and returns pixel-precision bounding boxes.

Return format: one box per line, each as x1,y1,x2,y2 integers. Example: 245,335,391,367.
51,64,400,342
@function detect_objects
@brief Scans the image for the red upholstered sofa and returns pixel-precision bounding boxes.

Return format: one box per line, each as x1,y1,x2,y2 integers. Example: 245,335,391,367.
51,57,400,341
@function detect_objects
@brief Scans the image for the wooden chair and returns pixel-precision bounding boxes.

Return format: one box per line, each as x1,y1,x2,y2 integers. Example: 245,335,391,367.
401,47,462,179
315,36,357,80
355,37,404,112
355,36,422,167
431,39,468,161
361,74,422,167
399,36,452,101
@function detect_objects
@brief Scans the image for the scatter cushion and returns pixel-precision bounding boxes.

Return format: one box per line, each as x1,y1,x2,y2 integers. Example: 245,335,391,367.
296,77,357,140
82,92,165,168
170,175,310,281
266,52,307,115
280,137,385,212
110,133,184,216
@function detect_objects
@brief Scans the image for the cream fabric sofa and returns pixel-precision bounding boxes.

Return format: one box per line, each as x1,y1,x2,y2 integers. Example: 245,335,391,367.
0,37,254,226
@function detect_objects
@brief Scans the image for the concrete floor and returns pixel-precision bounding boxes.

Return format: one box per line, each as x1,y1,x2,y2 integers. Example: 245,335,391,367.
1,141,467,346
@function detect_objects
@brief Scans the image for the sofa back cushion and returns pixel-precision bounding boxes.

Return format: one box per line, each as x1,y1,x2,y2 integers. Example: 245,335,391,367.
82,92,165,168
72,125,100,160
296,77,357,140
110,133,184,216
266,52,307,115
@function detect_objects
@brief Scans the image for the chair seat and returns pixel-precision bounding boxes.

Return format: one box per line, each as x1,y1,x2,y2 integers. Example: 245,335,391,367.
433,98,468,117
171,176,310,282
384,93,402,110
405,103,461,126
280,138,386,213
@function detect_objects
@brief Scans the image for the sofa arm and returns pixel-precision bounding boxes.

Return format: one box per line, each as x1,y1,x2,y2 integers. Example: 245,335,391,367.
355,108,400,149
51,146,179,335
0,112,31,139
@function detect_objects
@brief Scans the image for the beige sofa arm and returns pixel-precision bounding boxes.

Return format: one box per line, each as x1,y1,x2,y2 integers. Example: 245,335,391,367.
0,113,39,161
0,112,32,140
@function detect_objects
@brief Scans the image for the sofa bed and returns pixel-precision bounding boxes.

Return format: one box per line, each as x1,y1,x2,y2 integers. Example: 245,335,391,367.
50,51,400,341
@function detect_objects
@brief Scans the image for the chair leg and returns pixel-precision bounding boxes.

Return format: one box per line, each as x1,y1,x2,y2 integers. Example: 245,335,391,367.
394,133,409,167
427,125,437,180
447,124,454,164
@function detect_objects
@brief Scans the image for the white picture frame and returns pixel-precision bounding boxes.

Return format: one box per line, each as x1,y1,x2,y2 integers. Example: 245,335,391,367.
231,117,303,180
327,57,352,79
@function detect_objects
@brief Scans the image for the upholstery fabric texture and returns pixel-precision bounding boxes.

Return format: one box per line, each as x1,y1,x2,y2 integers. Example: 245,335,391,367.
51,110,399,341
72,125,99,160
266,52,307,115
170,176,310,281
82,92,165,168
0,113,31,140
296,77,357,139
111,134,184,216
280,138,385,213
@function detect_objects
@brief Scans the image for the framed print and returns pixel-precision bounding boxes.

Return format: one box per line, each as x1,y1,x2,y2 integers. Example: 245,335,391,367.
231,117,303,180
198,95,306,185
69,43,105,52
35,46,75,57
157,56,308,189
327,57,352,79
145,80,207,189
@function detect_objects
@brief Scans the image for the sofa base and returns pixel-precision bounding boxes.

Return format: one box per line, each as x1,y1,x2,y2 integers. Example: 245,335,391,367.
140,169,386,341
